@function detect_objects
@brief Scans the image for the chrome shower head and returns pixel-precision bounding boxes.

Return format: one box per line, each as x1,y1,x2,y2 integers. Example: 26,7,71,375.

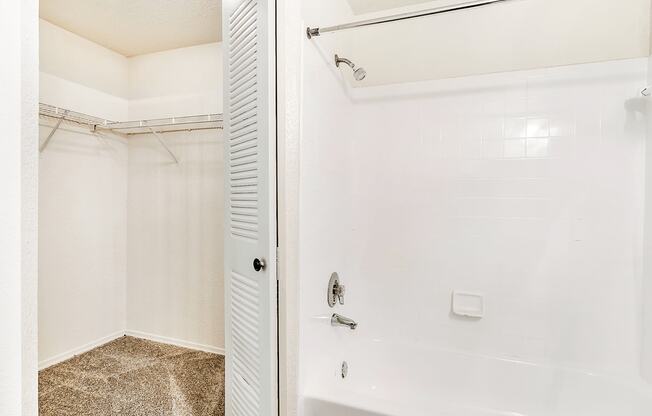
353,67,367,81
335,54,366,81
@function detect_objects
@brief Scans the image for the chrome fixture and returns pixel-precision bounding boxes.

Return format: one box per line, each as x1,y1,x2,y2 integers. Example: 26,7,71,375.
331,313,358,330
341,361,348,378
253,258,266,272
327,272,346,307
334,55,366,81
307,0,512,39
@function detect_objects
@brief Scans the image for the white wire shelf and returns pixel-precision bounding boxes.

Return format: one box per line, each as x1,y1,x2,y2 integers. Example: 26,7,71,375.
107,114,224,134
38,103,223,163
39,103,223,135
39,103,112,129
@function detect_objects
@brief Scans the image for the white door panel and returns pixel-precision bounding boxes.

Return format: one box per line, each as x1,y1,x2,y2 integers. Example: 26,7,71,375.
223,0,277,415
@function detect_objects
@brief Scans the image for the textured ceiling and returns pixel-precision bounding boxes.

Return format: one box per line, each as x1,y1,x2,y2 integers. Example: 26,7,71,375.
40,0,221,57
346,0,436,14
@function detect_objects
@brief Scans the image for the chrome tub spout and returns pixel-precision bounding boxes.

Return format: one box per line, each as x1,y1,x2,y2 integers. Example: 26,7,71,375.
331,313,358,330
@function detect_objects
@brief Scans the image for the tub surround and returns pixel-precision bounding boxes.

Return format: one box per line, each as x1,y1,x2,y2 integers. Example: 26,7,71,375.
300,30,652,415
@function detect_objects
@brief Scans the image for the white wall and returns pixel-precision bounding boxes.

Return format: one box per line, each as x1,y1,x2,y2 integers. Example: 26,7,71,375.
39,20,129,121
290,3,652,413
38,20,130,368
277,0,306,414
40,19,129,99
39,20,223,121
38,21,225,365
0,0,38,414
643,48,652,384
346,0,432,14
127,130,225,352
125,42,225,352
128,42,223,119
299,32,651,405
318,0,652,86
40,73,130,121
38,126,128,368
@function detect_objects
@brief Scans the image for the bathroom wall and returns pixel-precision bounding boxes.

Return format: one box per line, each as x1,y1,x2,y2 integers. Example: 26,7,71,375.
38,19,129,368
642,5,652,383
296,2,652,408
300,33,650,399
643,45,652,383
317,0,652,86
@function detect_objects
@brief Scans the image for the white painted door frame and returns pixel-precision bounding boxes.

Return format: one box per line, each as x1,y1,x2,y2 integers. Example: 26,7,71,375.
0,1,39,415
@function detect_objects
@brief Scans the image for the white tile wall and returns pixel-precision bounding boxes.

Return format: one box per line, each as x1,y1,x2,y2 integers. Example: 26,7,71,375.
300,54,649,397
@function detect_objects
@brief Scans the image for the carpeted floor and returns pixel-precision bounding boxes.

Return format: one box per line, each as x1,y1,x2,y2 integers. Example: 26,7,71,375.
38,336,225,416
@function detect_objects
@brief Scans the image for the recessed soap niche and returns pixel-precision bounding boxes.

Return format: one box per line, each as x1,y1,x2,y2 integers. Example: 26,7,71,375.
451,291,484,318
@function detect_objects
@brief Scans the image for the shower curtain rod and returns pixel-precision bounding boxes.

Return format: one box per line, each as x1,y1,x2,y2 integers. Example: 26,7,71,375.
306,0,511,38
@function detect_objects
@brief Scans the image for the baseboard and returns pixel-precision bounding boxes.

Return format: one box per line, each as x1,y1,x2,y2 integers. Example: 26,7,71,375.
38,331,126,370
124,330,225,356
39,330,225,370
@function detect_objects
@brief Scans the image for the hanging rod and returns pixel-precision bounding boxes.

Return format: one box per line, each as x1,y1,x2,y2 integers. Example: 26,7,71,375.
306,0,512,38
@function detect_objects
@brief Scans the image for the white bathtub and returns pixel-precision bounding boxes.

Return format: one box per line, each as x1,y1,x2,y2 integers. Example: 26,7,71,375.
301,341,652,416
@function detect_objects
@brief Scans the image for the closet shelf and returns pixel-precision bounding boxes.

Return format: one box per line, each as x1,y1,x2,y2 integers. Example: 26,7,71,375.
39,103,223,136
108,114,224,135
39,103,223,163
39,103,111,129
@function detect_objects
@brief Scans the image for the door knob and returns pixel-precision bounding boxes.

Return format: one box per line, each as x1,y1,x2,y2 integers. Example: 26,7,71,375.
253,258,266,272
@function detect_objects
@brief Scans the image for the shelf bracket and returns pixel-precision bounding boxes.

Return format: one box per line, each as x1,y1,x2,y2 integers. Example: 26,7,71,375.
39,109,69,153
149,127,180,164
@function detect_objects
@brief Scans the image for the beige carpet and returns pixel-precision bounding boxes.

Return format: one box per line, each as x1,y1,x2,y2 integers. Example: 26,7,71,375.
39,336,225,416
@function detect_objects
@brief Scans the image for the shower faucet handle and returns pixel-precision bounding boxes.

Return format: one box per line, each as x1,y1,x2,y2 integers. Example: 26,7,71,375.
334,283,345,305
327,272,346,307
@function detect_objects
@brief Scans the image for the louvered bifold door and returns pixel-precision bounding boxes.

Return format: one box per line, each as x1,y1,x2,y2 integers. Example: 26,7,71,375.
223,0,277,416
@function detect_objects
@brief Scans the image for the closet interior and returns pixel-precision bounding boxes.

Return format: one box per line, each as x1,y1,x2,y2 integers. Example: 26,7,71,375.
37,1,225,415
